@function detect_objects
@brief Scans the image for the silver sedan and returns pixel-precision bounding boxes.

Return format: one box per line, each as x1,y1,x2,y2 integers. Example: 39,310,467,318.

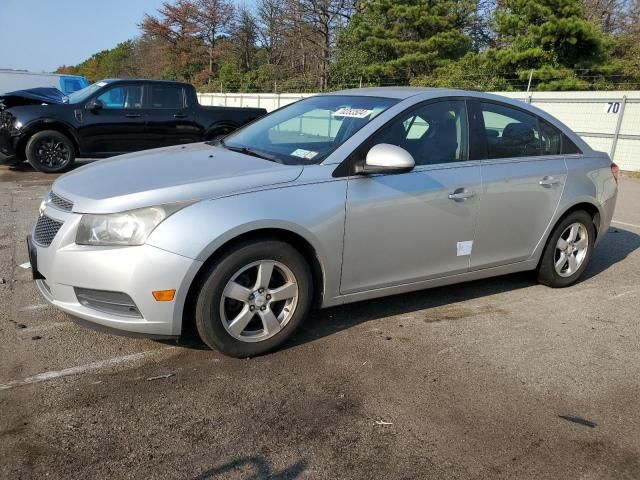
28,88,618,356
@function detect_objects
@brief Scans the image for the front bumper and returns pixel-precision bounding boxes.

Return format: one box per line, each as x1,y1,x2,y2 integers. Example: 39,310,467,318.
30,204,202,336
0,120,19,163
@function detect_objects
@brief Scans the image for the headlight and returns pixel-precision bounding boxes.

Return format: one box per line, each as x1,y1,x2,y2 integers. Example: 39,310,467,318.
76,202,192,246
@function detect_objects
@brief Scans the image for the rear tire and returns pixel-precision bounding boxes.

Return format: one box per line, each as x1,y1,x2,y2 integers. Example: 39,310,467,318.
537,210,595,288
25,130,75,173
194,240,312,357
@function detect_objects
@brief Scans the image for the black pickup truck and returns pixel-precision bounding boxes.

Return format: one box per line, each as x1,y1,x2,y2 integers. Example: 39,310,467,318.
0,79,266,172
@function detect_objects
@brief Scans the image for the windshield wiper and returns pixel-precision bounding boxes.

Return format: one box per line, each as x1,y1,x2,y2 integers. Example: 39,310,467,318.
219,139,281,163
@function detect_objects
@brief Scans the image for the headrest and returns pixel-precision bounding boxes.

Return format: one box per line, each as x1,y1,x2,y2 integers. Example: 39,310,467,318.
502,122,535,143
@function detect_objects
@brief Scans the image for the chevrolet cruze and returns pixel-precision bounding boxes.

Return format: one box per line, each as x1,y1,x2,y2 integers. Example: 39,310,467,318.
28,88,619,357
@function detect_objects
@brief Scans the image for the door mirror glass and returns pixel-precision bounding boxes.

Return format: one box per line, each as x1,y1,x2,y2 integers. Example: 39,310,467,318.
360,143,415,174
86,99,103,111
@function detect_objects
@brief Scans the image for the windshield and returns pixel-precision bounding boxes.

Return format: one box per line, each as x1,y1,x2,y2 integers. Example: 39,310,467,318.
65,81,109,104
218,95,399,165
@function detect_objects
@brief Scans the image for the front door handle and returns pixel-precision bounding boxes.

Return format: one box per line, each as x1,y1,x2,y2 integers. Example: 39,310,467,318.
539,176,561,187
448,188,475,202
173,113,186,118
125,113,141,118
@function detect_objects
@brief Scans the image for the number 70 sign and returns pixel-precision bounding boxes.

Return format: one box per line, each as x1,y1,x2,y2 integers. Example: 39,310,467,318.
604,102,621,113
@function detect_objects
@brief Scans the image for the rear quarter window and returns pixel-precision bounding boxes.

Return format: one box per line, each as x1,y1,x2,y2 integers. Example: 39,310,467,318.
561,135,582,154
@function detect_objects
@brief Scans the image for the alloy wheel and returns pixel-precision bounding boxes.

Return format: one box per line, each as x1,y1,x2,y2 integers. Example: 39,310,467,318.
219,260,299,342
35,138,71,168
554,222,589,277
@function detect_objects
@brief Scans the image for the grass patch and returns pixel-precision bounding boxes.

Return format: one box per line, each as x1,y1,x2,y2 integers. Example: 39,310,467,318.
622,171,640,179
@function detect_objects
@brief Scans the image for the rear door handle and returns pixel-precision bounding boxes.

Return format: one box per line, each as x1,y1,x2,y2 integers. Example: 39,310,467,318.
448,188,475,202
125,113,141,118
539,176,561,187
173,113,186,118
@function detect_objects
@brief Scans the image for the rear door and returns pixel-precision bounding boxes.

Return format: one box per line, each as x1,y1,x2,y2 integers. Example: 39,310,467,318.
469,100,567,270
341,99,483,294
78,83,151,154
145,84,201,147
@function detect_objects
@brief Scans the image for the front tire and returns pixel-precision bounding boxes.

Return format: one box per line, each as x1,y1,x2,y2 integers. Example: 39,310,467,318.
537,210,595,288
194,240,312,357
25,130,75,173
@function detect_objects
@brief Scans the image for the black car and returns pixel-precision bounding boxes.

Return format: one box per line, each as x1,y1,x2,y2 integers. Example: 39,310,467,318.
0,79,266,172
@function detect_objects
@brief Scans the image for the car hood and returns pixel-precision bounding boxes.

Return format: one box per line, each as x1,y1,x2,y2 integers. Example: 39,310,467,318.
0,87,66,107
53,143,304,213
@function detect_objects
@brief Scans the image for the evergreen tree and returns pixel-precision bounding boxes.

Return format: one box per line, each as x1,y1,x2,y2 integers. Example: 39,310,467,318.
340,0,475,81
489,0,608,89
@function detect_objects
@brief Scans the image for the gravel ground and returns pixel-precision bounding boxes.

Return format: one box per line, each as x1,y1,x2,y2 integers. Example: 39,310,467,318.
1,162,639,480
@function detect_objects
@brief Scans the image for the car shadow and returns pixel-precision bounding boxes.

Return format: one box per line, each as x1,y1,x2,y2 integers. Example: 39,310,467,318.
192,456,308,480
168,227,639,353
582,226,640,280
285,226,640,350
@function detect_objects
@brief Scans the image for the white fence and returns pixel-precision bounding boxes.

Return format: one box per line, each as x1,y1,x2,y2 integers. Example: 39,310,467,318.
198,91,640,171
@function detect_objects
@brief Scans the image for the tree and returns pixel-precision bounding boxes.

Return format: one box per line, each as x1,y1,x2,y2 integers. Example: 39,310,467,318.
233,6,259,71
342,0,476,82
56,41,140,82
140,0,234,83
192,0,235,81
489,0,608,89
256,0,288,66
288,0,356,89
581,0,633,34
140,0,205,81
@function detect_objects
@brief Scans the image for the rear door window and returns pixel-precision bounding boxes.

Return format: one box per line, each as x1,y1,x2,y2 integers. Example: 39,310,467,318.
480,102,541,159
149,85,185,109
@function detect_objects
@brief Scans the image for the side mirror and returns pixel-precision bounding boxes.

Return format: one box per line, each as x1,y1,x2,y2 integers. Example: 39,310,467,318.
86,99,103,111
358,143,415,174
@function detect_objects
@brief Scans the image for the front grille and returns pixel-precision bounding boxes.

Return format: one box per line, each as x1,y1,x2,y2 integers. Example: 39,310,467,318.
0,109,11,129
49,191,73,211
34,215,63,247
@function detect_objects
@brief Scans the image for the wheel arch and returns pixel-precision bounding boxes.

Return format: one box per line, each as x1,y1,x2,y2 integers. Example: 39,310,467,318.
533,199,603,270
554,200,602,240
18,121,80,158
204,121,240,140
181,227,327,336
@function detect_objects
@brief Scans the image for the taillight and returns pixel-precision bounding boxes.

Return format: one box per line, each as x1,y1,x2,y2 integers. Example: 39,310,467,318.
611,162,620,184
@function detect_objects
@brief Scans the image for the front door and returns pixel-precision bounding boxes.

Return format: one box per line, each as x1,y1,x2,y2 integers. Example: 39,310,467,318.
341,99,482,294
78,83,150,154
469,101,567,269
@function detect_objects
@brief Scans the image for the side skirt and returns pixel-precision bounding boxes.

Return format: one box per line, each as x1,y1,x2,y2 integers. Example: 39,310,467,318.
321,259,538,308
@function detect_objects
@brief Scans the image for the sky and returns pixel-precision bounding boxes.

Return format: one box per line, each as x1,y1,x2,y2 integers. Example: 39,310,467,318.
0,0,168,73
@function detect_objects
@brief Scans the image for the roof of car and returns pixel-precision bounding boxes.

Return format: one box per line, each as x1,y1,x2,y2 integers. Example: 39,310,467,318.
100,78,188,85
326,87,464,99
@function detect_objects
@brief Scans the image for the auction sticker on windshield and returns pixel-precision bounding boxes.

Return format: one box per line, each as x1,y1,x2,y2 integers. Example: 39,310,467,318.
333,108,373,118
291,149,318,160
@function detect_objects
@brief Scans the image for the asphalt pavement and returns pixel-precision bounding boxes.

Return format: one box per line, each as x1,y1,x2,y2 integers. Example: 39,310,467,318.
1,163,639,479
